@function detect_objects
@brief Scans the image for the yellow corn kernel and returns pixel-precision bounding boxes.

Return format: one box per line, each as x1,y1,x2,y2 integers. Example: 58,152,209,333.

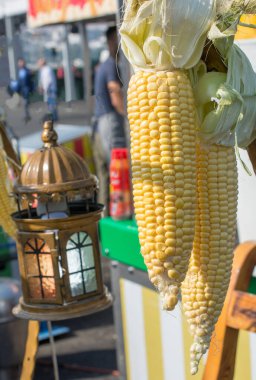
128,70,197,310
181,143,238,375
0,149,17,238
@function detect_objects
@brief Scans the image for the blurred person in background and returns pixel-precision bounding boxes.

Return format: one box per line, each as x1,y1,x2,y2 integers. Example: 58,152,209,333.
38,58,58,122
17,58,34,122
93,26,127,215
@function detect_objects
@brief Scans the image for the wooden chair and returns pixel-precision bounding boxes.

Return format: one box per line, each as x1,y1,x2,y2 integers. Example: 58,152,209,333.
203,242,256,380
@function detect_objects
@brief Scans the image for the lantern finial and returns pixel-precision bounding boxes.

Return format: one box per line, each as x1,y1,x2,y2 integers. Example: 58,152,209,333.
41,120,58,148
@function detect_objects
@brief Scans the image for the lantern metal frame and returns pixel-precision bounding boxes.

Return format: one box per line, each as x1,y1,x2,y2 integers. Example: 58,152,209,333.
12,121,112,321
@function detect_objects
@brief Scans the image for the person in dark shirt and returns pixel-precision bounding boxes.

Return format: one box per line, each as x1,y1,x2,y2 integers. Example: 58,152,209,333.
17,58,33,122
93,26,127,215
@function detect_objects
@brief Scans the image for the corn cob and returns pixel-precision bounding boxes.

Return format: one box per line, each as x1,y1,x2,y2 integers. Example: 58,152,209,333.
128,70,197,310
181,143,238,374
0,138,17,239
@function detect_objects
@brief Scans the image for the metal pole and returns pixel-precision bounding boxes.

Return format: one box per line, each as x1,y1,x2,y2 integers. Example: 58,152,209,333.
115,0,123,29
62,25,76,102
47,321,60,380
5,16,17,81
115,0,131,109
78,22,93,117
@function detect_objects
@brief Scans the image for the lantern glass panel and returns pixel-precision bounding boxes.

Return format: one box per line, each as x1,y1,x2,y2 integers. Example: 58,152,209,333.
66,247,80,273
24,238,56,300
28,278,42,298
42,278,56,299
25,254,39,276
66,232,97,297
69,273,84,296
84,269,97,292
81,245,94,269
39,254,54,276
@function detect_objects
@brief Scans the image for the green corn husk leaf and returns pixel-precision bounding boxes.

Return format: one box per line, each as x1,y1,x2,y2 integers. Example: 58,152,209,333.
193,39,256,148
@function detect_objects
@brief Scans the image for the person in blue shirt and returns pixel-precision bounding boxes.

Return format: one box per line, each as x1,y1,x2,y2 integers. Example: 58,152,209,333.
93,26,127,215
17,58,33,122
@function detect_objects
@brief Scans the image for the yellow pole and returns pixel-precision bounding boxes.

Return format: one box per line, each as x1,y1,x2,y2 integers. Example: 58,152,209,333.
20,321,40,380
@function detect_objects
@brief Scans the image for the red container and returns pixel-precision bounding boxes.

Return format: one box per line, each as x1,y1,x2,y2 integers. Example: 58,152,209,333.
109,148,132,220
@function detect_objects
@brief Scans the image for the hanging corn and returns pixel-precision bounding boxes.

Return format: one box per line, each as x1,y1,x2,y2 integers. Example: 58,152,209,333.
120,0,217,310
120,0,256,375
0,134,18,239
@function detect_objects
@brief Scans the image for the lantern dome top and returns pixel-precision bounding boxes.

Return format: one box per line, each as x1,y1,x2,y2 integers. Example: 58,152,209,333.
14,121,98,196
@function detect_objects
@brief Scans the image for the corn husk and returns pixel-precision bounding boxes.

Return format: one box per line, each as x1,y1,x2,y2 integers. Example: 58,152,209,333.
187,8,256,150
120,0,216,70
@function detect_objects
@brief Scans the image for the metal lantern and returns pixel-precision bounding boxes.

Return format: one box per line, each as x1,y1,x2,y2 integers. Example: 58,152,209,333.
12,121,112,321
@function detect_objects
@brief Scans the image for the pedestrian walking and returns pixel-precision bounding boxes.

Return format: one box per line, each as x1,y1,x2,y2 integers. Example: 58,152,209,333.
17,58,34,122
93,26,127,215
38,58,58,122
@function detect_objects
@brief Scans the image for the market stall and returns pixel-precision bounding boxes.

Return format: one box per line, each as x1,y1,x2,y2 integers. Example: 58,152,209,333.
1,1,256,380
100,218,256,380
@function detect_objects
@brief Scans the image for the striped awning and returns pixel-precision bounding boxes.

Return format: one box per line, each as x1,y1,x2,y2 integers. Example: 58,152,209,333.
120,278,256,380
